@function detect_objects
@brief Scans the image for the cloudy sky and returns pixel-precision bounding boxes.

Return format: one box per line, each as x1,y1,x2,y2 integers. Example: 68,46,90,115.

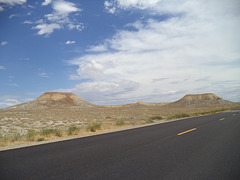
0,0,240,108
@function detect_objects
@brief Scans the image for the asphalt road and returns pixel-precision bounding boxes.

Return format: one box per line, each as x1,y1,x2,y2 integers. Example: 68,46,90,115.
1,110,240,180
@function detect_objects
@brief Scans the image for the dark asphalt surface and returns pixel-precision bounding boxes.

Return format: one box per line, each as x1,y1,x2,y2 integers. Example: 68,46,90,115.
1,110,240,180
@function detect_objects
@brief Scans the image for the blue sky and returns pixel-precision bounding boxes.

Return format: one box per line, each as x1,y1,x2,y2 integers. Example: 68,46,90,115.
0,0,240,108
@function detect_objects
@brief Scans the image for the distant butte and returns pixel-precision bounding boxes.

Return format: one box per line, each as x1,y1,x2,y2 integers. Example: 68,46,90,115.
167,93,233,107
8,92,95,110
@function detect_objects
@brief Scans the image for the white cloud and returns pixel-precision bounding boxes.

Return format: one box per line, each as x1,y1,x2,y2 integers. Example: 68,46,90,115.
0,0,26,11
34,23,61,35
105,0,175,14
35,19,44,24
104,1,116,14
42,0,51,6
105,0,162,11
65,40,75,44
53,0,79,15
0,96,35,109
67,23,84,31
38,72,49,78
0,6,4,11
0,98,20,109
87,44,108,52
69,60,106,80
59,80,140,105
4,99,19,103
27,4,34,9
23,20,33,24
0,65,6,70
34,0,83,35
64,0,240,104
0,94,36,109
9,14,18,19
0,0,26,5
44,0,81,24
1,41,7,46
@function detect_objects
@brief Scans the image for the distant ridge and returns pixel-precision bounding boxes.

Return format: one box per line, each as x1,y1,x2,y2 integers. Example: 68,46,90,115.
104,102,169,108
5,92,236,110
167,93,233,107
7,92,95,110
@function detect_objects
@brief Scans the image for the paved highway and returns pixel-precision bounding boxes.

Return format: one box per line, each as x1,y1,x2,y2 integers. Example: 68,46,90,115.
1,110,240,180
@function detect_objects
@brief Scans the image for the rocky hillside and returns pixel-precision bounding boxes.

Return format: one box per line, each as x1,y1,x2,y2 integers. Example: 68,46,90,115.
167,93,234,107
7,92,95,110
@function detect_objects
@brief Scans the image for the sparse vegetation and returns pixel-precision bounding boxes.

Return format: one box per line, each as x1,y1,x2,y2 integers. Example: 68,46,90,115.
26,130,36,141
145,119,154,123
68,125,79,135
86,123,101,132
151,116,163,120
37,137,45,142
144,115,163,123
167,113,190,120
0,126,80,147
55,129,62,137
41,128,62,137
192,108,233,116
116,120,125,126
0,105,239,148
10,133,22,142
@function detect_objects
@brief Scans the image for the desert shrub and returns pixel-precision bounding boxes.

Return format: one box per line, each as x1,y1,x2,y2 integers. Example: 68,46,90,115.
116,120,125,126
0,134,3,141
86,123,101,132
26,129,36,141
68,125,79,135
177,113,190,118
41,128,62,137
0,135,7,146
168,113,190,119
55,129,62,137
37,137,45,142
151,116,163,120
41,128,55,136
199,109,230,116
145,119,154,124
10,133,22,142
0,134,8,143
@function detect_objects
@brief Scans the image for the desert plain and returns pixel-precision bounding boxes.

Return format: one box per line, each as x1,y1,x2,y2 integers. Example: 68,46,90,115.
0,92,239,147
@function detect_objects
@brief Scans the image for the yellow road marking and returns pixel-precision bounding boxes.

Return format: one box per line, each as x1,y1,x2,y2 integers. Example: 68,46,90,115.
178,128,197,136
219,118,225,121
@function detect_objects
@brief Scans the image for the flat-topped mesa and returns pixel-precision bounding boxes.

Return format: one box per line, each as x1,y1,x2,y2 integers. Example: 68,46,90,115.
7,92,95,110
181,93,221,101
34,92,95,107
35,92,82,103
167,93,233,107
